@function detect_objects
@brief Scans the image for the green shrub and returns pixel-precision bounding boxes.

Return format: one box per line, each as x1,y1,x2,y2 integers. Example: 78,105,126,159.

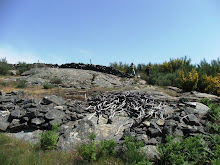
159,135,208,165
200,98,211,106
123,136,148,165
40,124,59,150
207,134,220,163
81,143,97,162
109,62,131,74
0,81,7,87
81,133,97,162
209,104,220,122
16,79,27,88
200,98,220,122
17,62,31,75
99,139,117,157
50,77,62,84
43,82,54,89
0,58,10,75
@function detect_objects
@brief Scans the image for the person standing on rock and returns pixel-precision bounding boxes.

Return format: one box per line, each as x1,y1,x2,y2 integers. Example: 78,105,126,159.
130,63,135,76
145,66,150,76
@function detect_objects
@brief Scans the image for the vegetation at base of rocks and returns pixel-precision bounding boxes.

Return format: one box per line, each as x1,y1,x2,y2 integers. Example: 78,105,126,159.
50,77,62,84
200,98,220,123
123,136,150,165
0,133,78,165
16,79,27,88
110,57,220,95
43,82,54,89
79,135,150,164
80,133,118,163
158,135,209,165
16,62,32,75
158,98,220,165
99,139,117,157
40,124,60,150
80,133,97,162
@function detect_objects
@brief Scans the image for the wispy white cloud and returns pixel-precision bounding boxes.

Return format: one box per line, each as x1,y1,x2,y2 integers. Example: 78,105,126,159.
0,46,44,64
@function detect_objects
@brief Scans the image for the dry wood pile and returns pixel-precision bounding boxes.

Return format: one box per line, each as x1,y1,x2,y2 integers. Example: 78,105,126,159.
86,91,168,128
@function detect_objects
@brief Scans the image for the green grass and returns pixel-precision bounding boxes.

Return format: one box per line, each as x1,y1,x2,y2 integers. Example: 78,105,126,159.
0,133,124,165
16,79,27,88
0,133,76,165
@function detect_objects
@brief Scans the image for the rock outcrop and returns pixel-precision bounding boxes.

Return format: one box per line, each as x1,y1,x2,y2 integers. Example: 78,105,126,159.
0,90,214,152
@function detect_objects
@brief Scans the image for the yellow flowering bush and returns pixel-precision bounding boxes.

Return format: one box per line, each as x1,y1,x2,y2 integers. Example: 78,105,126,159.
177,69,199,91
202,74,220,96
161,61,173,72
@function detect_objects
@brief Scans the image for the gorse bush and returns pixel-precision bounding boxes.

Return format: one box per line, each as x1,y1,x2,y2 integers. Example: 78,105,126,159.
40,124,59,150
109,57,219,95
201,74,220,95
176,68,199,91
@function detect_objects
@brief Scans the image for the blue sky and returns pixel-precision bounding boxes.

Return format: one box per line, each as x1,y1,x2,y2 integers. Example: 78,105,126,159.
0,0,219,66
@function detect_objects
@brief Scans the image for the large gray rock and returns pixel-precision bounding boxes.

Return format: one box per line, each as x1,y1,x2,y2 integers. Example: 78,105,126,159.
45,109,66,120
183,114,200,126
0,111,10,131
10,108,26,118
0,110,10,122
31,118,45,125
0,96,16,103
88,112,134,142
185,102,210,117
142,145,160,161
7,130,43,144
21,70,36,76
9,119,27,131
0,121,10,131
41,95,66,106
58,120,95,151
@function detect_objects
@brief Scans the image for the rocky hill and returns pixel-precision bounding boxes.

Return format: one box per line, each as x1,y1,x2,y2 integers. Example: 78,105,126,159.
20,68,134,89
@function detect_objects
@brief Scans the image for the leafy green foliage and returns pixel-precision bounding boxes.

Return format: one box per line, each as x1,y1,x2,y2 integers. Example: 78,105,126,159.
16,79,27,88
40,124,59,150
99,139,117,156
109,62,131,74
200,98,220,122
206,134,220,164
17,62,31,75
43,82,54,89
0,58,10,75
81,133,97,162
159,135,208,165
123,136,148,165
109,57,220,95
